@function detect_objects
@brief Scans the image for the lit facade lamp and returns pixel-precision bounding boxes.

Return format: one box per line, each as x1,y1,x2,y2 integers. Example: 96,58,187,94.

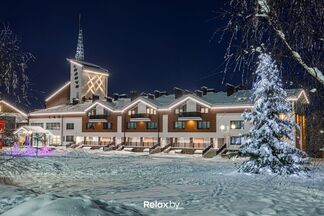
231,124,236,129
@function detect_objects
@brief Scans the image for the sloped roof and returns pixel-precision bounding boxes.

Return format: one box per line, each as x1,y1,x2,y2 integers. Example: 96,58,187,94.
29,88,308,116
69,59,109,73
14,126,52,134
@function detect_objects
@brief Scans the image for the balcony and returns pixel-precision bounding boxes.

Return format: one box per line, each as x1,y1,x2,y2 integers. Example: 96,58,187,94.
88,115,110,122
130,113,151,122
178,112,202,121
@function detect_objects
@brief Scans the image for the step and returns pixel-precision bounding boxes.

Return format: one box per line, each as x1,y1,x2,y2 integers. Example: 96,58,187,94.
194,149,203,154
143,148,150,152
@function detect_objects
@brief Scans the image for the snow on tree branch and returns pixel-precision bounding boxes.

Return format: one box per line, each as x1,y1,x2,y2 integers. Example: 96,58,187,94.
239,53,308,175
0,25,34,102
219,0,324,86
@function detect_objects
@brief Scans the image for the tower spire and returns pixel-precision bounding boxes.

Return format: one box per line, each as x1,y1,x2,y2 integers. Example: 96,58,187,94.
75,14,84,61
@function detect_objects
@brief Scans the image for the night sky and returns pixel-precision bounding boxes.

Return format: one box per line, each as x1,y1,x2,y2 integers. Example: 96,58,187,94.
1,0,238,107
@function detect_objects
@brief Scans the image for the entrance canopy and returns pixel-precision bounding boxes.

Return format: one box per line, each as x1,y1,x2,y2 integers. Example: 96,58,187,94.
14,126,52,135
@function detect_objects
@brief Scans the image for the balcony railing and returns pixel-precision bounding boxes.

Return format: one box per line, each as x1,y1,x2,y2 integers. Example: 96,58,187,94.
130,113,149,118
178,112,202,121
171,142,207,149
130,113,151,122
125,142,156,147
178,112,201,117
89,115,110,119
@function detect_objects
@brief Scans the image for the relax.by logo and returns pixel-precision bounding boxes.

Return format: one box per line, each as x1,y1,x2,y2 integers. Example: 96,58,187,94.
143,200,181,210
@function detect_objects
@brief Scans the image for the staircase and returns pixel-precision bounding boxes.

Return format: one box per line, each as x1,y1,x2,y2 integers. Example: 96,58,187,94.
202,143,215,158
161,142,172,153
149,143,161,154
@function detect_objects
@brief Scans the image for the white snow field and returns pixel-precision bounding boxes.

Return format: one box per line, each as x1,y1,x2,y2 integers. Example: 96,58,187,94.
0,150,324,216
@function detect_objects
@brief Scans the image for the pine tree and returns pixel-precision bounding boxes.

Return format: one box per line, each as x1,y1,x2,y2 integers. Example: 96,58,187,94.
239,53,308,175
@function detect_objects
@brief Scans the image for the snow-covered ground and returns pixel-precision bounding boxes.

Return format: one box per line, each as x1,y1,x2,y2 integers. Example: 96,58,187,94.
0,150,324,215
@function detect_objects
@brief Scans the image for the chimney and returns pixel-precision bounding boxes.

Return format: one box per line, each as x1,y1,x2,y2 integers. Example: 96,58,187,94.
130,90,139,101
72,98,79,105
113,93,119,101
201,86,208,95
207,88,215,93
154,90,161,98
160,91,168,96
82,96,86,102
92,94,99,102
148,93,155,100
226,83,235,96
195,90,203,97
106,97,113,103
174,87,184,99
141,92,148,97
119,94,128,99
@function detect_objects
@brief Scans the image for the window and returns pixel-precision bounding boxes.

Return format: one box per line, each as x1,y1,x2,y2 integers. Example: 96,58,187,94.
103,109,111,117
128,110,135,116
88,109,96,116
147,122,157,129
200,107,209,114
175,105,186,114
230,136,242,145
103,122,112,129
52,135,61,145
66,135,74,142
174,121,185,129
31,123,44,128
46,122,60,130
86,122,95,129
146,108,156,115
198,121,210,129
230,120,244,129
128,122,136,129
66,123,74,130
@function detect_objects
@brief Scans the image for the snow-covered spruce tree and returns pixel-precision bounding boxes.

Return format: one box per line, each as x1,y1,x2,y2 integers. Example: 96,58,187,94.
239,53,308,175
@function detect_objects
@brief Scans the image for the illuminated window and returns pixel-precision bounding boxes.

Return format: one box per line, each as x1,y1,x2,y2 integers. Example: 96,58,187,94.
230,120,244,129
128,110,135,116
52,135,61,145
174,121,185,129
146,108,156,115
88,109,96,116
200,107,209,113
175,105,186,114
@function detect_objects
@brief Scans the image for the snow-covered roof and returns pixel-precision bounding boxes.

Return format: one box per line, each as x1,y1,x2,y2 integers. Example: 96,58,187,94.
68,58,109,74
29,88,308,116
14,126,52,134
0,100,28,117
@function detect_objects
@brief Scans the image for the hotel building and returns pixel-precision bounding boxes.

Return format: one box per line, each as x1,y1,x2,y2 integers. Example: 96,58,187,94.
27,28,309,155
